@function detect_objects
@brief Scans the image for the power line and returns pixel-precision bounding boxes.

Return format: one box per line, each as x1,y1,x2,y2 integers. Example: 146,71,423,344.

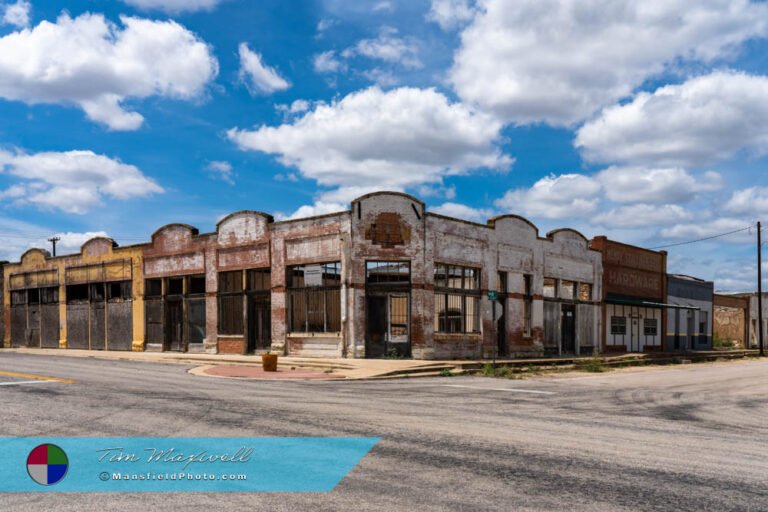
648,225,753,249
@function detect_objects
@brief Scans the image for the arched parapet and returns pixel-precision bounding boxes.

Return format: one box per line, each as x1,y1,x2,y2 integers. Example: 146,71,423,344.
81,237,118,259
149,223,200,252
488,214,539,244
545,228,590,250
19,248,50,267
216,211,273,247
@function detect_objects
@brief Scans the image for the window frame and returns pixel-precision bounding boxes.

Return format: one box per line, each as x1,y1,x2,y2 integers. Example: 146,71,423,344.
434,263,481,334
287,262,342,334
610,316,627,335
643,318,658,336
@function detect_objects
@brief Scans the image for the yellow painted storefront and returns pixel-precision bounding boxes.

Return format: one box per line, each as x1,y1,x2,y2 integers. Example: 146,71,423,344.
2,238,146,351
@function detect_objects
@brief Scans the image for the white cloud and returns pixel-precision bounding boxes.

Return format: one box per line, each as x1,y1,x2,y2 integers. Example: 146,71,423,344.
596,167,722,204
0,149,163,214
122,0,224,13
316,18,336,34
427,0,476,30
0,13,218,130
2,0,30,28
430,202,494,223
342,26,421,69
0,213,112,261
228,86,511,193
274,172,299,182
592,204,694,229
724,186,768,216
282,201,347,220
206,160,234,185
40,231,111,254
361,67,399,87
450,0,768,126
372,1,394,12
495,174,601,220
577,71,768,167
276,99,312,121
659,217,753,242
313,50,345,74
238,43,290,95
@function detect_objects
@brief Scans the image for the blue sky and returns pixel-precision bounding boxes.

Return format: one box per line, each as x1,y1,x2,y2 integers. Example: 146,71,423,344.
0,0,767,291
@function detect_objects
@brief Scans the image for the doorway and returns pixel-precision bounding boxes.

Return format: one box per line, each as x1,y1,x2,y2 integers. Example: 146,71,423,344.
247,294,271,352
166,299,183,351
366,293,410,358
561,304,576,353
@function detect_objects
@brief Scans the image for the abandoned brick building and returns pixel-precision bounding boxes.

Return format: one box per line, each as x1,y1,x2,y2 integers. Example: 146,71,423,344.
2,192,606,359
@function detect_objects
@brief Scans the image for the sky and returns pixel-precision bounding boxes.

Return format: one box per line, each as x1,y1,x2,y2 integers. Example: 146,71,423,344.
0,0,767,291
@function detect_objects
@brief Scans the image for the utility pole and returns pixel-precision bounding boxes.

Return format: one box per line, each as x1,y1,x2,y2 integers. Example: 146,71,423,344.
758,221,764,357
47,236,60,257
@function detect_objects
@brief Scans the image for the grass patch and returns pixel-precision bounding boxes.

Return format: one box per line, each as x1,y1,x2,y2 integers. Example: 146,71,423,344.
439,368,453,377
575,355,609,373
713,333,736,350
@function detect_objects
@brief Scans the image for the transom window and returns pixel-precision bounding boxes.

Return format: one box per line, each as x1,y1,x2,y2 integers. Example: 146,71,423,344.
366,261,410,284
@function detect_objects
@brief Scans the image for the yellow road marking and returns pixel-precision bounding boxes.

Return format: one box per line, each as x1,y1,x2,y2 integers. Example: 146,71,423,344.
0,370,75,384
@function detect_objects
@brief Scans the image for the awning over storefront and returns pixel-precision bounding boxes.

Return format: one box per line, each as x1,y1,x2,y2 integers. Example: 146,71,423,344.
606,297,700,310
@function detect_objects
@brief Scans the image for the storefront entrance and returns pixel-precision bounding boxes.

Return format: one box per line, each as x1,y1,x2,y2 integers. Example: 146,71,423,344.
561,304,576,353
365,261,411,358
366,293,409,358
247,294,271,352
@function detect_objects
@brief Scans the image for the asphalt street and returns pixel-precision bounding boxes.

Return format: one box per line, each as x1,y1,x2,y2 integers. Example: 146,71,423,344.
1,353,767,511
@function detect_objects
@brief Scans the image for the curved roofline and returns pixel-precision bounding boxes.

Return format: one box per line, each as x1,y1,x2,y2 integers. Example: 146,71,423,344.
20,247,51,261
216,210,274,231
351,191,425,206
81,236,118,252
151,223,200,240
272,209,351,226
487,214,540,235
546,228,588,242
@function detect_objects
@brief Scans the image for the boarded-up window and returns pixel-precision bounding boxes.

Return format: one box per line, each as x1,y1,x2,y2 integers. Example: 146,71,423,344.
288,262,342,333
218,271,244,335
543,278,556,298
523,274,533,337
41,287,58,304
560,281,575,300
246,269,270,291
579,283,592,302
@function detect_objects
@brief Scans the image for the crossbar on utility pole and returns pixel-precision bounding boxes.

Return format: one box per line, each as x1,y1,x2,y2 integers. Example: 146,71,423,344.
758,221,764,356
47,236,60,257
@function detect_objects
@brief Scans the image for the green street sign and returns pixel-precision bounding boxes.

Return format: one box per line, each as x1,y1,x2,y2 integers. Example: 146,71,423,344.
487,291,499,301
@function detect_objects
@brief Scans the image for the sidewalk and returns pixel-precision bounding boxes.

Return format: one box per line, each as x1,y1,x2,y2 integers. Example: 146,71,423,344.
2,347,759,381
1,348,454,380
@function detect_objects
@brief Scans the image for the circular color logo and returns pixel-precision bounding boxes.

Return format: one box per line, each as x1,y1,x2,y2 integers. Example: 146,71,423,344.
27,444,69,486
